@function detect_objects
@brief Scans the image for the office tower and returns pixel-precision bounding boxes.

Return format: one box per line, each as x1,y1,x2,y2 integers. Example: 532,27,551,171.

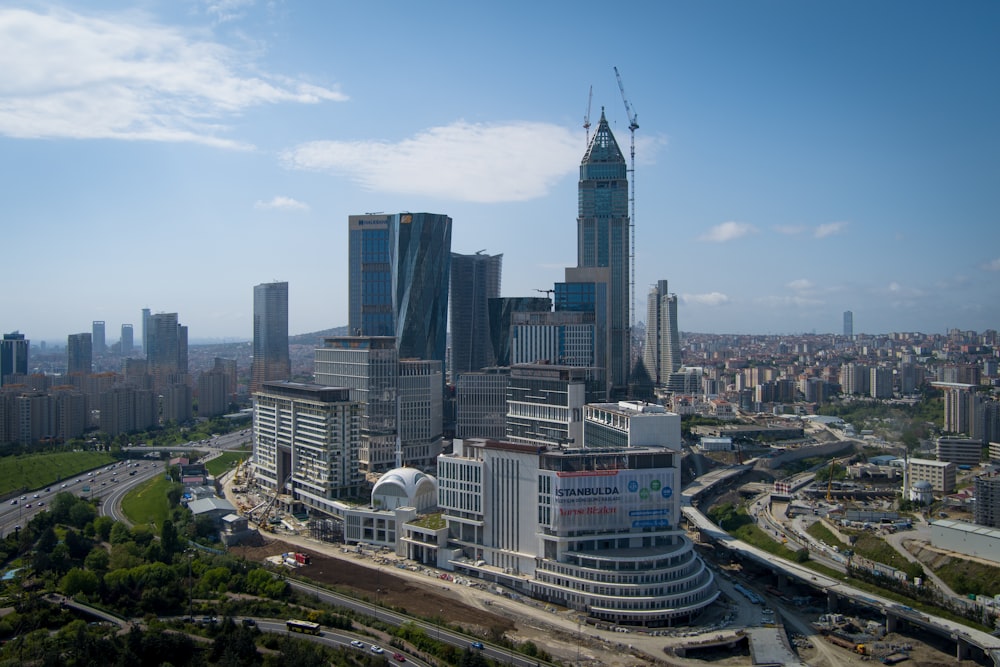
436,437,717,626
120,324,133,355
643,279,681,386
67,333,93,375
449,251,502,376
455,368,509,439
843,310,853,338
314,336,442,472
505,363,605,447
92,321,106,354
251,281,291,393
576,110,630,397
0,332,29,386
508,310,595,367
141,308,151,352
252,382,364,512
146,313,188,390
488,297,552,366
348,212,452,367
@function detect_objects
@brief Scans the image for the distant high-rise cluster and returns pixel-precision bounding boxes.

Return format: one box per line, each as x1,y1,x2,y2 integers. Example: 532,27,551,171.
643,279,681,385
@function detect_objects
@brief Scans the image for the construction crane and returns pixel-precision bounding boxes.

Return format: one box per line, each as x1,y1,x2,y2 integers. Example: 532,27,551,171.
613,66,639,333
583,84,593,144
534,288,555,296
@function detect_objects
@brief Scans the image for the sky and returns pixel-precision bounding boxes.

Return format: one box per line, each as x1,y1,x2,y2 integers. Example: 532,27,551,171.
2,1,998,344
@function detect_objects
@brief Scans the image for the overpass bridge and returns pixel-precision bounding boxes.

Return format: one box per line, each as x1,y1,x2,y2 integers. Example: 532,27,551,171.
681,466,1000,665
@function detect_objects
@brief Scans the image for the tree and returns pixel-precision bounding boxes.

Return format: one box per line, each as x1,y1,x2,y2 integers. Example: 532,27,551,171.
61,567,100,596
160,519,179,560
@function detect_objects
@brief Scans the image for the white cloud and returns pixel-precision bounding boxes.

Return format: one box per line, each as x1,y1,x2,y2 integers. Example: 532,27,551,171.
814,221,848,238
786,279,814,291
682,292,730,306
0,7,345,147
983,258,1000,272
281,121,581,203
254,196,309,211
698,221,758,243
202,0,255,23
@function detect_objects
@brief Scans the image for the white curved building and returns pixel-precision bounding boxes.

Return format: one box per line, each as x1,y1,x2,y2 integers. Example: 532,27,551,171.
372,467,438,512
434,437,718,627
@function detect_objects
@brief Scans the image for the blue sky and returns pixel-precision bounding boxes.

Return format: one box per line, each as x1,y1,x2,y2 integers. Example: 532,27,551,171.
2,1,998,344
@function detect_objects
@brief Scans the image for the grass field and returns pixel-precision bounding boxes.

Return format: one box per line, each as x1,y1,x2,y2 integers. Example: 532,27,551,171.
205,450,249,477
0,451,116,496
121,474,176,529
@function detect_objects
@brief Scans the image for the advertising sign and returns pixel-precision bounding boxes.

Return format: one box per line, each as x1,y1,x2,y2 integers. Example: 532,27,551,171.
551,468,677,532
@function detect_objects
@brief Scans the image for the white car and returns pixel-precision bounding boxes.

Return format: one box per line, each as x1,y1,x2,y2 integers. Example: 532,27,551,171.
350,640,365,649
370,645,384,654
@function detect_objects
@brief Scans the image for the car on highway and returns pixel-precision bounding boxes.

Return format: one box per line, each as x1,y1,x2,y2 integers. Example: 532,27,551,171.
370,645,384,654
350,640,365,649
470,641,484,650
9,500,15,505
392,652,406,661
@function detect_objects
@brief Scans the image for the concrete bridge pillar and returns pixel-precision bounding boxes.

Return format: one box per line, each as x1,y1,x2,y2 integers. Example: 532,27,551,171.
827,591,839,613
955,635,971,661
885,612,897,633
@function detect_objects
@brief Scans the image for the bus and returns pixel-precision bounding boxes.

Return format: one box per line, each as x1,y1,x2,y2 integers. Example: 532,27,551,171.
286,619,321,635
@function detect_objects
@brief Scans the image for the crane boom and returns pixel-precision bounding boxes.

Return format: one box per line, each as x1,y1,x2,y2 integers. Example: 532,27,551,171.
584,85,593,143
613,66,639,338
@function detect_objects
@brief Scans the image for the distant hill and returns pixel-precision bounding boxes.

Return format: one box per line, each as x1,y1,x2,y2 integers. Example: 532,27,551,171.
290,326,349,346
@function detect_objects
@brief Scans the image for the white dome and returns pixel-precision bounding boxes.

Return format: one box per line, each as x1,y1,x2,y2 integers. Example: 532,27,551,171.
371,467,438,511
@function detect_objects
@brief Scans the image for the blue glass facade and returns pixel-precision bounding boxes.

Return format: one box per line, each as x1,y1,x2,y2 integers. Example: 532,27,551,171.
349,213,452,367
576,111,630,397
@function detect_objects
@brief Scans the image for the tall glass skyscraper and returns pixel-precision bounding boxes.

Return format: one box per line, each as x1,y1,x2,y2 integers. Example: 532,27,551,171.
576,110,630,397
67,333,92,375
146,312,188,389
843,310,854,338
643,279,681,386
251,281,290,393
449,251,502,376
348,212,452,367
0,332,28,385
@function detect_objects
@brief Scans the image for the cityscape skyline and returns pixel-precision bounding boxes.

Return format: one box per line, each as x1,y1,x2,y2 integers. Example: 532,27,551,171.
1,2,998,342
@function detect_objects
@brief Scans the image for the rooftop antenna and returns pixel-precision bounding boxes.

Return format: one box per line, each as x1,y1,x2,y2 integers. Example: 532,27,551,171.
614,66,639,333
583,84,593,144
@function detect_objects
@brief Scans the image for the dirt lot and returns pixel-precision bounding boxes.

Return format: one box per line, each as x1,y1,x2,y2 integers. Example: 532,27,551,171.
229,539,514,639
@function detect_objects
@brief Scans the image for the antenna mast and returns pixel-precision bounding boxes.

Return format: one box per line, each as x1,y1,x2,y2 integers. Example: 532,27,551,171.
613,66,639,333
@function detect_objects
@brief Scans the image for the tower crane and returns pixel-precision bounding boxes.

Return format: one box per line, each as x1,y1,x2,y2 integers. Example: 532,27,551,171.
583,85,593,144
613,66,639,334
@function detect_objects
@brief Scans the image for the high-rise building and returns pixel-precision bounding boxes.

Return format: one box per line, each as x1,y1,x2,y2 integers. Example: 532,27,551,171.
643,279,681,385
508,310,596,367
0,332,29,386
455,368,509,439
974,471,1000,528
348,212,452,367
67,333,93,375
505,363,605,448
843,310,853,338
99,385,157,436
870,366,894,399
252,381,364,513
92,321,106,355
449,251,502,377
576,111,630,397
488,297,552,367
141,308,151,352
120,324,134,355
198,368,231,418
934,382,981,439
314,336,443,472
251,281,291,393
146,313,188,390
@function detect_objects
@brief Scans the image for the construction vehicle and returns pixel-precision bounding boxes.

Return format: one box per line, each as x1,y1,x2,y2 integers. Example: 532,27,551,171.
257,472,292,531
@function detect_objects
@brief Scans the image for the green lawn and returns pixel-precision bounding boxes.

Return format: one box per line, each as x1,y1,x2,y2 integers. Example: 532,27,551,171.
121,474,176,529
0,451,116,496
204,450,249,477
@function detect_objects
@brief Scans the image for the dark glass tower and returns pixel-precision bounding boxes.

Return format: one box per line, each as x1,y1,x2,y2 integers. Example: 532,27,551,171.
349,212,452,367
576,110,630,397
67,333,92,375
450,251,502,376
0,332,28,385
251,281,290,393
488,297,552,367
146,312,188,389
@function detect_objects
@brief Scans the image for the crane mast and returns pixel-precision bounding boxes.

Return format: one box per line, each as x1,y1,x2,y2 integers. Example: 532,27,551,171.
583,85,593,144
613,67,639,335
